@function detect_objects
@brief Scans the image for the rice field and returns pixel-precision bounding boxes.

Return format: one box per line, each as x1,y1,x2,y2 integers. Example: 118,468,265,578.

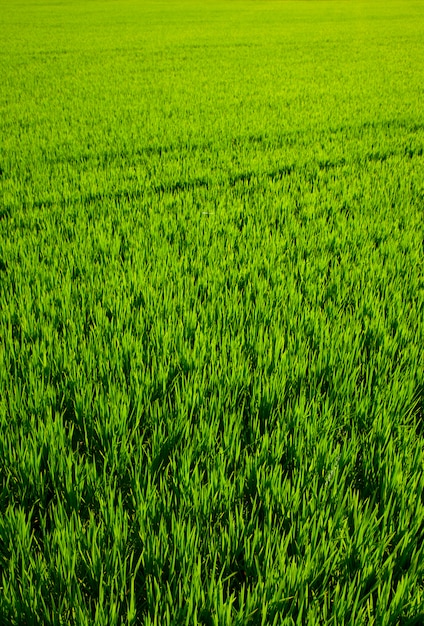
0,0,423,624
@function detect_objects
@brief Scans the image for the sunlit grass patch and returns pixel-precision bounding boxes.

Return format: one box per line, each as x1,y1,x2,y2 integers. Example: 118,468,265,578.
1,0,423,624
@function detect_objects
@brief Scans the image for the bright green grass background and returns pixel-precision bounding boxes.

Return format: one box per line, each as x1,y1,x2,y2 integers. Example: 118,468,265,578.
1,1,424,624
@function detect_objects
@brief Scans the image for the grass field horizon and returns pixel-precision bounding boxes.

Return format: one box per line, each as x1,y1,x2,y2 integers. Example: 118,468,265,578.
1,0,423,624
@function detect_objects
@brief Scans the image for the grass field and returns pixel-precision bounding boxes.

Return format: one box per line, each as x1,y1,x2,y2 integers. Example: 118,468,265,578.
1,0,424,624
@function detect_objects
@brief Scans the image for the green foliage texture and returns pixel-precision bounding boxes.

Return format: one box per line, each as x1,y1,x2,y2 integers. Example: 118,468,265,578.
0,0,423,624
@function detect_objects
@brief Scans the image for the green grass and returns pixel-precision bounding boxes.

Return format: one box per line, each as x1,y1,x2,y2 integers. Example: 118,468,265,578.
1,0,424,624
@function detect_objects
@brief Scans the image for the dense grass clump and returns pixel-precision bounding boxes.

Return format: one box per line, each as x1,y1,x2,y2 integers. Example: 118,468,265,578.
1,0,423,624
